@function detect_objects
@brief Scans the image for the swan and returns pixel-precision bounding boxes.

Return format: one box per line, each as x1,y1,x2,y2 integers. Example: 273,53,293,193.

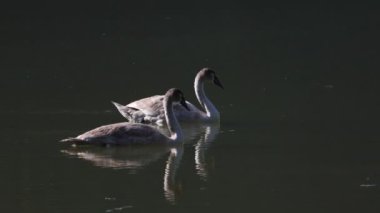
60,88,189,145
112,68,223,125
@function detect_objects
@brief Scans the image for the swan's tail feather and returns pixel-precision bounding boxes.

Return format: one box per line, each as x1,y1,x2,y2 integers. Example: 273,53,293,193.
111,101,124,110
111,101,149,124
111,101,134,121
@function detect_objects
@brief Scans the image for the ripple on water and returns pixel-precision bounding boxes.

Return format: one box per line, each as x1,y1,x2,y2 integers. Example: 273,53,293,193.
360,184,377,188
105,205,133,212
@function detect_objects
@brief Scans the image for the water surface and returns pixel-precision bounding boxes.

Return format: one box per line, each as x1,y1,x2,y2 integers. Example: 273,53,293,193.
1,2,380,212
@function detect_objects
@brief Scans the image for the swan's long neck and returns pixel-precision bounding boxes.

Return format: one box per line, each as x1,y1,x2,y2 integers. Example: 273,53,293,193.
164,97,183,142
194,75,220,120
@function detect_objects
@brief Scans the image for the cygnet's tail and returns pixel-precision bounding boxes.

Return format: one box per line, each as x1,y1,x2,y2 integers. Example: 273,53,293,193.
59,137,87,145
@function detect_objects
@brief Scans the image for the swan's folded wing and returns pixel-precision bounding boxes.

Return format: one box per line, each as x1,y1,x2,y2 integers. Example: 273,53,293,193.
126,94,205,124
127,95,165,117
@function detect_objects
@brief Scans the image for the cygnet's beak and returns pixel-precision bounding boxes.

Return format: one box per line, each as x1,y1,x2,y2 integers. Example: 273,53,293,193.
213,76,224,89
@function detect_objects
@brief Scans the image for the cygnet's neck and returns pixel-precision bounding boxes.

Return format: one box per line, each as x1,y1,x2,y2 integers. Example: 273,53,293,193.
194,75,220,120
164,97,183,142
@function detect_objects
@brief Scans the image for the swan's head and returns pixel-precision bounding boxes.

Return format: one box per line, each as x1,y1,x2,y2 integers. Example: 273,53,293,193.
199,68,224,89
166,88,190,111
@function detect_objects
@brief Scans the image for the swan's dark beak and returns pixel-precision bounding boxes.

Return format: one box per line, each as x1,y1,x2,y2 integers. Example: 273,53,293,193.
180,97,190,111
213,76,224,89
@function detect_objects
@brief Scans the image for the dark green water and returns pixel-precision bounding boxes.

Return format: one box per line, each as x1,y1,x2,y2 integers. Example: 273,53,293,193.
1,2,380,212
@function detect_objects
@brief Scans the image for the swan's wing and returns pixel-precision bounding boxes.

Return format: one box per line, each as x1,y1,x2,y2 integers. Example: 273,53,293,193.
127,95,165,116
78,122,166,145
128,96,204,124
112,95,165,123
124,95,166,123
117,95,205,124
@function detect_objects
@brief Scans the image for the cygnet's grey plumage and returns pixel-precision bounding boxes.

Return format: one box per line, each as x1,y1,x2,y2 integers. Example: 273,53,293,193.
112,68,223,125
61,88,189,145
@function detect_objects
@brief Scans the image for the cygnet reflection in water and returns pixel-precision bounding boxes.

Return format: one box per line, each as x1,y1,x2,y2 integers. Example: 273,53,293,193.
61,123,220,203
62,144,183,203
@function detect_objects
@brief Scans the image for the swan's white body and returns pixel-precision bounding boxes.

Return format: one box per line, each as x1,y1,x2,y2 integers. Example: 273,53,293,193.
61,88,188,145
112,68,223,125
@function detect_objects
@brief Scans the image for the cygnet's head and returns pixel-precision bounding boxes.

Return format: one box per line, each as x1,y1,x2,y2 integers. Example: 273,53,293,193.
166,88,190,110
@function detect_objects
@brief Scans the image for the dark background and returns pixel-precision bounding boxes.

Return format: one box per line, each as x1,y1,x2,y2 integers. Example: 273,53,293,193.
1,1,379,123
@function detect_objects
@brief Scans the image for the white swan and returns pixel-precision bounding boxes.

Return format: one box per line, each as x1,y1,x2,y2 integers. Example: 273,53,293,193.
112,68,223,125
60,88,189,145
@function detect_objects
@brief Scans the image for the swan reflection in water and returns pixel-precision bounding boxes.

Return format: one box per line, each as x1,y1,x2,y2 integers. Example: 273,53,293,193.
61,123,219,203
154,122,220,180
